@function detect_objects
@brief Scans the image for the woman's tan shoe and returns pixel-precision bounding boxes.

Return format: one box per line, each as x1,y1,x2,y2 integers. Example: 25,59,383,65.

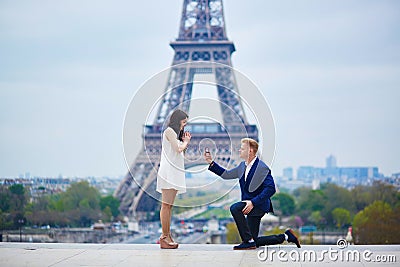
168,233,178,245
159,234,179,249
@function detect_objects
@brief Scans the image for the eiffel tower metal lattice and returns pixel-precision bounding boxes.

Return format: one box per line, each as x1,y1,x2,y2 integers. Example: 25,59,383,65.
114,0,258,218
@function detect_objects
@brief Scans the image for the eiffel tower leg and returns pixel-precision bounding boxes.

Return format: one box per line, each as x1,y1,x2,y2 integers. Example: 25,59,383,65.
215,66,247,125
128,168,159,215
114,147,161,218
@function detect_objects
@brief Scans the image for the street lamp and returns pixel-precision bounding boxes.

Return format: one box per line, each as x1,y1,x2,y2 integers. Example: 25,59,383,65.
18,219,24,242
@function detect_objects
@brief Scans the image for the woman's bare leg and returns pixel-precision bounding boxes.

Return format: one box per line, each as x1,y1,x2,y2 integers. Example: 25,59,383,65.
160,189,177,243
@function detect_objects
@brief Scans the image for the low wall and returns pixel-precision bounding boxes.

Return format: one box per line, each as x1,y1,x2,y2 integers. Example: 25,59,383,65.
1,229,130,243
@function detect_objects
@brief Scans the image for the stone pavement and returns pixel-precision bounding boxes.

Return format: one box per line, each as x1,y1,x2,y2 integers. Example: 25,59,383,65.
0,243,399,267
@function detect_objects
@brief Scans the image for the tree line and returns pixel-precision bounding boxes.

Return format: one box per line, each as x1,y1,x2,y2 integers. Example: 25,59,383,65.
0,181,120,229
272,181,400,244
1,180,399,244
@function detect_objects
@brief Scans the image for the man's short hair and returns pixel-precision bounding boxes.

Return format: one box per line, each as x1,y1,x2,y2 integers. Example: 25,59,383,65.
241,138,259,154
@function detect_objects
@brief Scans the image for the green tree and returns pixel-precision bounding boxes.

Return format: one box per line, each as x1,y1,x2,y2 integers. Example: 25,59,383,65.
8,184,27,213
49,195,65,212
0,209,13,230
62,181,101,227
9,184,24,195
76,198,98,226
351,182,400,212
353,201,400,244
273,193,295,216
25,195,49,226
100,195,120,218
320,183,355,224
62,181,100,211
369,182,399,208
293,186,311,199
0,184,29,228
226,222,241,244
308,211,323,227
26,181,103,227
0,186,11,212
302,190,327,211
351,184,372,211
102,206,113,222
331,207,351,229
296,189,327,224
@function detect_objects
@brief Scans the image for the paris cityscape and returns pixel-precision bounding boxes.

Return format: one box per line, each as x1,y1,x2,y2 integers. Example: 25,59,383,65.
2,153,400,195
1,152,398,244
0,0,399,265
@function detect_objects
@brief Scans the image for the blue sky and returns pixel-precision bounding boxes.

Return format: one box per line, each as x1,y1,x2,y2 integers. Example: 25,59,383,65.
0,0,399,178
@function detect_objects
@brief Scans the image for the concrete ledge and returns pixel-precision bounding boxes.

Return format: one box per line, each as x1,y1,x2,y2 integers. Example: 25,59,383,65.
0,243,399,266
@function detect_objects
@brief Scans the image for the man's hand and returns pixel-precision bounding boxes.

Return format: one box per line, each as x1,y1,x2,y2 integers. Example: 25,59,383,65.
204,150,213,164
242,200,254,215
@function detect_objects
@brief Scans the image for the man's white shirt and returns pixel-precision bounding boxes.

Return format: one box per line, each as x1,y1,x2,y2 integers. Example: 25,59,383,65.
244,156,257,181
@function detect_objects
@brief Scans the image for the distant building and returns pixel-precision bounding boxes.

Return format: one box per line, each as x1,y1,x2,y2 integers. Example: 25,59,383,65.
282,167,293,180
312,179,320,190
391,172,400,179
326,155,337,168
297,166,325,183
0,176,122,198
381,172,400,190
274,155,383,190
296,155,380,188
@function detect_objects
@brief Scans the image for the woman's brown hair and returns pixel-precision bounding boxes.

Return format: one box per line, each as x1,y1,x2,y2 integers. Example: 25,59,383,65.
168,109,188,141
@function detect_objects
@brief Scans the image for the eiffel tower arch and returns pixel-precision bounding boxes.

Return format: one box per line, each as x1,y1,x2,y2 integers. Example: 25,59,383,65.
114,0,259,219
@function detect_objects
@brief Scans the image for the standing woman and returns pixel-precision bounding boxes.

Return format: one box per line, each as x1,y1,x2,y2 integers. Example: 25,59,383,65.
156,109,191,249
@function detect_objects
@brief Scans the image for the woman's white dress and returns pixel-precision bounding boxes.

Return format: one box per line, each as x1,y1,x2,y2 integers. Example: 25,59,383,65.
156,127,186,194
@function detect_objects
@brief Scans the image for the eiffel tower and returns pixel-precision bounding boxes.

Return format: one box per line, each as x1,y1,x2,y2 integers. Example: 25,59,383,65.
114,0,258,218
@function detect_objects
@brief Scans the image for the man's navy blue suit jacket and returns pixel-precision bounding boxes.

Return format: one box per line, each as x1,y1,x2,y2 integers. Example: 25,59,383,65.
208,157,276,214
